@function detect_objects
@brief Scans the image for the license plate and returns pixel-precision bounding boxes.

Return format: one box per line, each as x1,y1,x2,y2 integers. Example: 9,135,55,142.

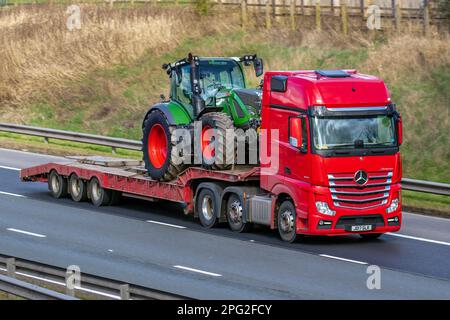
351,225,373,232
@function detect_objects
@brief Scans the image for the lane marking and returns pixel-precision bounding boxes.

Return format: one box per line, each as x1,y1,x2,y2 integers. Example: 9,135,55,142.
7,228,46,238
387,232,450,246
174,265,222,277
0,191,26,198
0,268,120,300
146,220,186,229
319,254,368,265
0,165,21,171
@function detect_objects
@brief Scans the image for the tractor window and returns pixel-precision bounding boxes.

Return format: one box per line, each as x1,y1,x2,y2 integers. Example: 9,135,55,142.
173,64,192,105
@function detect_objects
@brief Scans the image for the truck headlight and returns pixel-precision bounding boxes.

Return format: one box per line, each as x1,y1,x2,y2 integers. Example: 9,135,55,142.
386,198,399,214
315,201,336,216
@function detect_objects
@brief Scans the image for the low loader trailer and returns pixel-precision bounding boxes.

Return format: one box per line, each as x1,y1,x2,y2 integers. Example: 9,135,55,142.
20,69,403,242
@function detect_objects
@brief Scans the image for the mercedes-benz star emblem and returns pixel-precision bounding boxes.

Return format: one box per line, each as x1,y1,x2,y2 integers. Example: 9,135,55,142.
354,170,368,185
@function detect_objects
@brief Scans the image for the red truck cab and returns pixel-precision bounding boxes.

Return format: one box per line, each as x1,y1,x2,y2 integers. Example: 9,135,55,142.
260,69,402,241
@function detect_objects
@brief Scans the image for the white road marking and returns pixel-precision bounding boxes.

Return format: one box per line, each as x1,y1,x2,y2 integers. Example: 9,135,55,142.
387,232,450,246
319,254,368,265
0,191,26,198
146,220,186,229
174,265,222,277
7,228,46,238
0,165,21,171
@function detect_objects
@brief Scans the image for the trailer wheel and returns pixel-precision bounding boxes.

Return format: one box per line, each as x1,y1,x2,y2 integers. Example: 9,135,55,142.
360,233,382,240
69,174,88,202
48,171,68,199
88,177,111,207
277,200,298,243
226,194,251,232
197,188,219,228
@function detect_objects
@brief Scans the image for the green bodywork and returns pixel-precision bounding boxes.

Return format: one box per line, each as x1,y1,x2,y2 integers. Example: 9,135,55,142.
146,57,261,128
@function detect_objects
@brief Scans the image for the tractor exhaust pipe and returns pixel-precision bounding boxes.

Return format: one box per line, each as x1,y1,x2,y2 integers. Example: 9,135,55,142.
188,53,205,118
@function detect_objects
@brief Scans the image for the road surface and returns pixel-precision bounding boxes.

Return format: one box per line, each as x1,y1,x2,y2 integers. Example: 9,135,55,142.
0,148,449,299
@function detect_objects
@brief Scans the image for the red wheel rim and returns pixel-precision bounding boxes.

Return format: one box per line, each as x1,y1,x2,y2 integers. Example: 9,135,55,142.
202,124,215,161
148,124,168,169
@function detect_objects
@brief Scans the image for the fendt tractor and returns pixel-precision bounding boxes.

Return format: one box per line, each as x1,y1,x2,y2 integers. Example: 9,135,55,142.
20,54,403,242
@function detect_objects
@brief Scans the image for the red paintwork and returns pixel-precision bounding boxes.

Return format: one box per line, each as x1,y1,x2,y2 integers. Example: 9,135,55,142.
148,123,167,169
261,70,401,235
20,163,260,215
20,69,402,237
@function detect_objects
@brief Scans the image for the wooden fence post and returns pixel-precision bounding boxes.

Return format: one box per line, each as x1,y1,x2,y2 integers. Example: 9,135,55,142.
341,1,348,35
315,0,321,31
290,0,296,30
241,0,248,29
395,0,401,32
109,0,114,8
423,0,430,36
6,258,16,278
266,0,272,29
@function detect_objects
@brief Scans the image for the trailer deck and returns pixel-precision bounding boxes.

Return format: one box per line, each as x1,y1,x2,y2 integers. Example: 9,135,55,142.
20,156,260,212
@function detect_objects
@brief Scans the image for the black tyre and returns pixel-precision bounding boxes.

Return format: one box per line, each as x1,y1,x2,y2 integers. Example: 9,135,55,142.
277,200,298,243
88,177,111,207
196,188,219,228
48,170,68,199
360,233,382,240
226,193,251,232
142,110,185,181
200,112,236,170
69,174,88,202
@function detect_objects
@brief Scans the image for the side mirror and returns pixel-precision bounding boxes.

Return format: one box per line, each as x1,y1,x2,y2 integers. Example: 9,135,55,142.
289,116,307,152
396,115,403,146
254,58,264,77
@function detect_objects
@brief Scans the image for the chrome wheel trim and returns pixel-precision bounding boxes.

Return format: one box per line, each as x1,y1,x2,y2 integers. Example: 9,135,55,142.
279,209,294,233
51,174,60,193
91,180,102,201
201,195,214,221
229,200,243,224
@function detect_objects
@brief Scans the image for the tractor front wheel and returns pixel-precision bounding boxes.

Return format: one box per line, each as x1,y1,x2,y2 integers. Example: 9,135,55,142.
200,112,236,170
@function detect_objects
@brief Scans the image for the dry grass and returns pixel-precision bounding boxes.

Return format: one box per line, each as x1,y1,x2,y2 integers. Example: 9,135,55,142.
0,4,237,111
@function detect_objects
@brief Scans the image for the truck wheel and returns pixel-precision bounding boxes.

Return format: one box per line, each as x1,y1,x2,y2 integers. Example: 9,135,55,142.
200,112,236,170
88,177,111,207
360,233,382,240
277,200,298,243
197,188,219,228
142,110,185,181
48,170,67,199
69,174,88,202
226,194,251,232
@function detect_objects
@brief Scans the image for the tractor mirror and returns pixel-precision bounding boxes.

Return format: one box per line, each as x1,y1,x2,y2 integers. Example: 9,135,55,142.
254,58,264,77
289,117,302,148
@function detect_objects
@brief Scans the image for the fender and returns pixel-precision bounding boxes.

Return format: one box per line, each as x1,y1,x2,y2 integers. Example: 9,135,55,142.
142,102,192,128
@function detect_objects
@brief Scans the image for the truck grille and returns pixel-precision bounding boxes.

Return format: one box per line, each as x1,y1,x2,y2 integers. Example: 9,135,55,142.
328,171,392,210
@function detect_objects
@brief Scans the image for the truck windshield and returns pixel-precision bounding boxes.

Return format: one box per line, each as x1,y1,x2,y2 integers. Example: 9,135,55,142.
312,115,397,150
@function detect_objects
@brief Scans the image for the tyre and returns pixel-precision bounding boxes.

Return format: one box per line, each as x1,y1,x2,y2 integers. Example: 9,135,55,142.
196,188,219,228
226,193,251,232
142,110,185,181
88,177,111,207
48,170,68,199
277,200,298,243
200,112,236,170
69,174,88,202
108,190,122,206
360,233,382,240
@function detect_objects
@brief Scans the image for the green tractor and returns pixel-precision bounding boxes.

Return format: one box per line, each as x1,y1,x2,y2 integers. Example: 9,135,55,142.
142,53,264,181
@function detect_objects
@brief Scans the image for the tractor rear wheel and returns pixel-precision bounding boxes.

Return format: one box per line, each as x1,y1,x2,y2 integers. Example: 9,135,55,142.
142,110,185,181
200,112,236,170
